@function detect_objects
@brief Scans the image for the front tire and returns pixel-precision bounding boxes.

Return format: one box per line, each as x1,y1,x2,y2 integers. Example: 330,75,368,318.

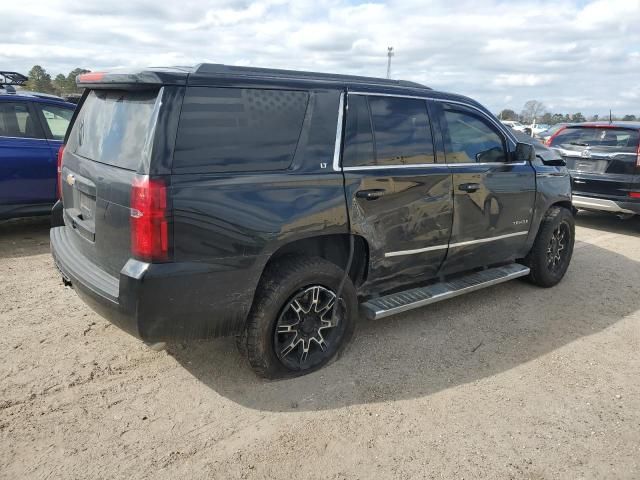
524,206,575,287
243,256,357,379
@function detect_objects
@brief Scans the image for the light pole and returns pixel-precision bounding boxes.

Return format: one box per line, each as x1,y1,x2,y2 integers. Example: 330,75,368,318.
386,46,394,79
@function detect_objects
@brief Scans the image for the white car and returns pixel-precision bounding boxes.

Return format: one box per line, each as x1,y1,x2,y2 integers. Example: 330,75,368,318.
500,120,527,133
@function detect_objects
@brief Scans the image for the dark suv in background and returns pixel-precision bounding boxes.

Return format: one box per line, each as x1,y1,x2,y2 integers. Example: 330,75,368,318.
547,122,640,217
51,65,574,378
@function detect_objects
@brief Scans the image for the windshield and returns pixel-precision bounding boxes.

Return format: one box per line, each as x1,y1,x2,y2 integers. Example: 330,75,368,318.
67,89,161,170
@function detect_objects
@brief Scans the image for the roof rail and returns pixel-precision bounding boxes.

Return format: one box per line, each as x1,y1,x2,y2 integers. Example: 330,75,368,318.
194,64,430,90
0,71,28,86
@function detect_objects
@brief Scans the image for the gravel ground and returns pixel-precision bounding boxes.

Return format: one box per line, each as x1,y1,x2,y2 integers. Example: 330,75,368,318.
1,212,639,479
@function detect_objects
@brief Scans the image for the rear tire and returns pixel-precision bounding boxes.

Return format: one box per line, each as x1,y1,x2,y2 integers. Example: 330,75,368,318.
244,256,357,379
524,206,575,287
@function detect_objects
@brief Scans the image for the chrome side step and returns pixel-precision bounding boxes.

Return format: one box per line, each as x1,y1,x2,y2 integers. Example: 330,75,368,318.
360,263,530,320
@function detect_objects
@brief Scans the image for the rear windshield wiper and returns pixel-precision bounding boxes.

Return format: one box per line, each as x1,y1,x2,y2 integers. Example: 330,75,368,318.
568,142,590,146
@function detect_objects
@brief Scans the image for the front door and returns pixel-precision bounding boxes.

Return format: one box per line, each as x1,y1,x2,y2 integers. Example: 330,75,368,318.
341,92,453,293
434,102,536,274
0,101,52,208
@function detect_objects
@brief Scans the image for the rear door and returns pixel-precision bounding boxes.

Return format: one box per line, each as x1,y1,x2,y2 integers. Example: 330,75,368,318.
33,102,74,201
342,92,453,292
435,102,535,274
0,100,52,207
60,87,167,277
549,126,639,198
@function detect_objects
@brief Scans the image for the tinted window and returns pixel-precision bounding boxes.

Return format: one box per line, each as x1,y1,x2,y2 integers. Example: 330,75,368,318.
0,102,43,139
343,95,374,167
369,96,434,165
174,87,309,173
443,109,506,163
38,104,73,140
550,127,639,152
67,89,160,170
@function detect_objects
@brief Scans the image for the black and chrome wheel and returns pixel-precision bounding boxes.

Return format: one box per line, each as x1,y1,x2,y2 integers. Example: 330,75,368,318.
546,222,570,272
524,206,575,288
274,285,347,371
242,256,357,379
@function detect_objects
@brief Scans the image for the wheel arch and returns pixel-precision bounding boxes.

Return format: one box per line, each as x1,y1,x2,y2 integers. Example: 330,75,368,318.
260,233,370,288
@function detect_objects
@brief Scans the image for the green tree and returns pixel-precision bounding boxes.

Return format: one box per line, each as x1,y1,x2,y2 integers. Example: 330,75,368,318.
498,109,518,121
24,65,54,93
53,73,68,95
622,114,637,121
551,113,565,124
540,112,553,125
66,68,90,93
571,112,586,123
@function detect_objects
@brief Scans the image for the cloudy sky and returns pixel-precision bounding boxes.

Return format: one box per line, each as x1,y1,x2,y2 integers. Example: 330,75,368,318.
2,0,639,115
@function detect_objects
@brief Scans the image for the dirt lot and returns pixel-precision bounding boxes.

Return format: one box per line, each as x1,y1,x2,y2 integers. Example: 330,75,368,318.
1,213,639,479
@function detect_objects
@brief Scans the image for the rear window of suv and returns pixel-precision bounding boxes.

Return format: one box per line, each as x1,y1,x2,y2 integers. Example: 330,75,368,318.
550,127,640,152
67,89,161,171
173,87,309,173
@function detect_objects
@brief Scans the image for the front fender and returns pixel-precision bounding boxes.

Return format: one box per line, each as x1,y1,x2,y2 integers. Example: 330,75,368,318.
524,163,572,253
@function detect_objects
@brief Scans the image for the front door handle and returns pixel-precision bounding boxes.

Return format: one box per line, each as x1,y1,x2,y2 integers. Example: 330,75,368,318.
458,183,481,193
356,189,386,200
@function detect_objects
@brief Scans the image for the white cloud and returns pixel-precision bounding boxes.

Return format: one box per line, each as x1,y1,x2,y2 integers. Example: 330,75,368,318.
493,74,558,87
1,0,639,115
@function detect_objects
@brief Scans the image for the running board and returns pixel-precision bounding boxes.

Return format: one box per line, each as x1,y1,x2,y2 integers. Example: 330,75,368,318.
360,263,530,320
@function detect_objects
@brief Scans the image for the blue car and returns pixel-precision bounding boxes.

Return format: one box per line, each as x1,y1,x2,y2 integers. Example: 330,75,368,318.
0,72,75,219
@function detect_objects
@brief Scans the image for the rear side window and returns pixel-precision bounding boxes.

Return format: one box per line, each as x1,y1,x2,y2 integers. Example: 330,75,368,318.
67,89,160,170
369,96,434,166
442,109,506,163
37,104,74,140
0,102,43,139
173,87,309,173
342,95,435,167
550,127,640,152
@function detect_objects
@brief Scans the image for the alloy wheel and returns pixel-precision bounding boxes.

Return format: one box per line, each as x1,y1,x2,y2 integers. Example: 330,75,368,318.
273,285,343,371
546,221,570,272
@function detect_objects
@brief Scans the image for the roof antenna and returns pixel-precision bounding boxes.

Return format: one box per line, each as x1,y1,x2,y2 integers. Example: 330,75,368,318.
609,109,612,124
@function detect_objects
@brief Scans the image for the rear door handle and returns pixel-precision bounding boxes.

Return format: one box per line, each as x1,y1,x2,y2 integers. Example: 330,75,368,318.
356,189,386,200
458,183,481,193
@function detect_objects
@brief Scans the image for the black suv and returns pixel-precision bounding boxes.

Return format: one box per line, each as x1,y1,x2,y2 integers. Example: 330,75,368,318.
546,122,640,217
50,65,574,378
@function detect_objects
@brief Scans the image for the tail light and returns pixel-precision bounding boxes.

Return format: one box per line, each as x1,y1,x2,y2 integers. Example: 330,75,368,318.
629,192,640,199
130,176,169,262
636,132,640,169
545,126,567,147
56,145,65,199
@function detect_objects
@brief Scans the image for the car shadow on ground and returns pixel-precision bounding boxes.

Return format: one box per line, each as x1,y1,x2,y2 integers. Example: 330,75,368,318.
575,210,640,236
0,216,51,259
168,238,640,412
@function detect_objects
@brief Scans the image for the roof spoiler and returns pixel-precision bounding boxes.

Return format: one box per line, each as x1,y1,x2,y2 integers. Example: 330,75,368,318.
76,68,190,89
0,71,28,86
76,71,164,90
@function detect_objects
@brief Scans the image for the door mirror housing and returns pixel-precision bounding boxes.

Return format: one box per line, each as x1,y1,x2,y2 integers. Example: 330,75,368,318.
514,142,536,163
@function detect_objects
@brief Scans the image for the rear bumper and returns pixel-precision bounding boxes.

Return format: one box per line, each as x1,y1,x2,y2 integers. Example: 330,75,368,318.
50,226,265,341
572,195,640,215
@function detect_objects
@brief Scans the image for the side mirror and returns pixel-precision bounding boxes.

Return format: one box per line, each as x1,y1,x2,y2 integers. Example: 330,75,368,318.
514,142,536,163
